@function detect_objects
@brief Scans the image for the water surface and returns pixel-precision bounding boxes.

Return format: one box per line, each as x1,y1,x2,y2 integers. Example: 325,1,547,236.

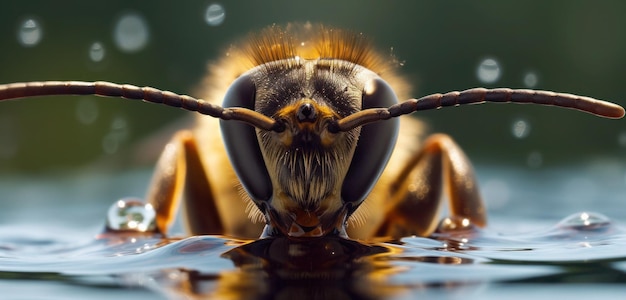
1,164,625,299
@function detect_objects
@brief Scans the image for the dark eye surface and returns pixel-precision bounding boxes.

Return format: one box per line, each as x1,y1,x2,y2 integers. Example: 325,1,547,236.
221,75,272,202
342,78,399,205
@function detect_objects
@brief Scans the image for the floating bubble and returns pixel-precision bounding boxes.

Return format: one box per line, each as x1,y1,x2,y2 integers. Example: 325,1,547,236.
511,118,531,139
527,151,543,168
476,58,500,84
17,18,42,47
113,13,149,53
88,42,106,62
106,198,157,232
205,3,226,26
523,72,538,88
75,98,99,125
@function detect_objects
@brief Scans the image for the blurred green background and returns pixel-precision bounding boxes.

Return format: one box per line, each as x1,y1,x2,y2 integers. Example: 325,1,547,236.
0,0,625,173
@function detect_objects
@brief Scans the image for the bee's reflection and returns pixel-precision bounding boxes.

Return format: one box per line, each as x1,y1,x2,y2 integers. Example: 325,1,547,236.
165,237,405,299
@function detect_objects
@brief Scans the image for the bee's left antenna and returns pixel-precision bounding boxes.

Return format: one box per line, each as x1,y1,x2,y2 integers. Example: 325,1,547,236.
0,81,284,132
331,88,625,132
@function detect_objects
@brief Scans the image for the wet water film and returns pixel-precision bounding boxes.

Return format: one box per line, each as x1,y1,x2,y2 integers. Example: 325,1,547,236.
1,166,626,299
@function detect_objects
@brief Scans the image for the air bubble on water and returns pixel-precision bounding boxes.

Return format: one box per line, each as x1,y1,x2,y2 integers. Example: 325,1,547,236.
205,3,226,26
75,98,99,125
17,18,42,47
476,58,500,84
557,212,611,231
88,42,106,62
113,13,149,53
511,118,530,139
106,198,157,232
527,151,543,168
523,72,538,88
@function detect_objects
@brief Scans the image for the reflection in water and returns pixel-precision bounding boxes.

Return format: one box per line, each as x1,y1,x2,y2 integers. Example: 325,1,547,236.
144,235,482,299
159,237,403,299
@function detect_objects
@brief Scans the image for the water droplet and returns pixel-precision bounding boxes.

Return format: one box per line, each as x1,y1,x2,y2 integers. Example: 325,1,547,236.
557,212,611,231
17,18,42,47
511,118,531,139
527,151,542,168
476,58,500,84
205,3,226,26
88,42,106,62
75,98,99,125
106,198,157,232
523,72,538,88
113,13,149,53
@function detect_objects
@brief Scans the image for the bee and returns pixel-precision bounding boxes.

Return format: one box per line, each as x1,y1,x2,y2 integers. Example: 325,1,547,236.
0,24,623,240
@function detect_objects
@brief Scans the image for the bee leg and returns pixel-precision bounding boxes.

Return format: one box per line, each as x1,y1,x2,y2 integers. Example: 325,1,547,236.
145,130,223,236
375,133,486,238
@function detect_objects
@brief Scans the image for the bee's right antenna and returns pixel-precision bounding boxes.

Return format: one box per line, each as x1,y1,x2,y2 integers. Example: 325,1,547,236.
0,81,285,132
330,88,625,132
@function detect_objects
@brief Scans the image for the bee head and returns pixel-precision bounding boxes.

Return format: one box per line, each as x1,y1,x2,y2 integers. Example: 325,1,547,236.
221,58,399,237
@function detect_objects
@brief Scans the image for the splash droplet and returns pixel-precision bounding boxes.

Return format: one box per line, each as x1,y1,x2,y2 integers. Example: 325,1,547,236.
88,42,106,62
523,72,538,88
205,3,226,26
113,13,149,53
476,58,500,84
106,198,157,232
511,118,531,139
17,18,42,47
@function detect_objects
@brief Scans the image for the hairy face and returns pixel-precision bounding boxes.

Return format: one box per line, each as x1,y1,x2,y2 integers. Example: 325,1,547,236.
252,59,369,237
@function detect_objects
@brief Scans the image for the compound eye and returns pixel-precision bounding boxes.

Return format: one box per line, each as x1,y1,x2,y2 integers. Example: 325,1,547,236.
220,75,272,202
341,78,399,205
